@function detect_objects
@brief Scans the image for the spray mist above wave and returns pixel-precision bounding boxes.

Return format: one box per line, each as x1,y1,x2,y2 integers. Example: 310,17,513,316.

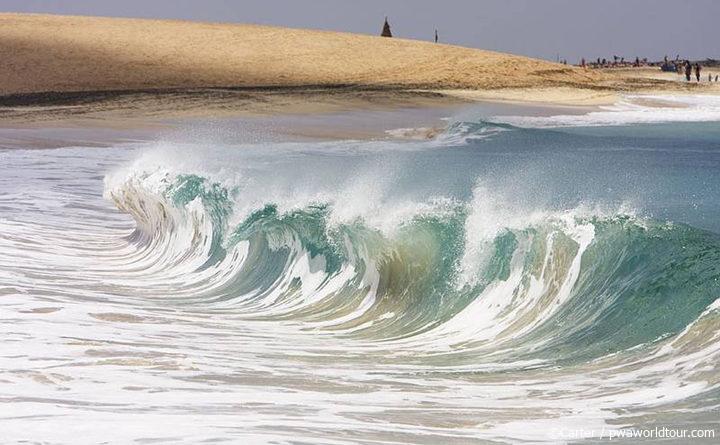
104,160,720,370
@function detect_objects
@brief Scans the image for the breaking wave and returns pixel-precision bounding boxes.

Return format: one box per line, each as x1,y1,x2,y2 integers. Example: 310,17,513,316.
105,165,720,373
4,106,720,443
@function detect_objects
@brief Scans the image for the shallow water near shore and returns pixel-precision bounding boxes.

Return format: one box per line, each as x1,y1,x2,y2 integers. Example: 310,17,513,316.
1,96,720,444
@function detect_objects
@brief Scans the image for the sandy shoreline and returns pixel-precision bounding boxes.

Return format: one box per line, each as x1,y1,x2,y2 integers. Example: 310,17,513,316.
0,13,719,125
0,86,471,125
2,83,717,127
2,80,718,126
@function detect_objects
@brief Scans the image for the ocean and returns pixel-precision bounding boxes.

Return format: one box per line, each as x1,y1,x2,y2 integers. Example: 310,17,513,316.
1,95,719,444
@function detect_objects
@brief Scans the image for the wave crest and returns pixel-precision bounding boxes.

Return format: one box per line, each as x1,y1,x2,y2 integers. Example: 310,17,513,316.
105,167,720,368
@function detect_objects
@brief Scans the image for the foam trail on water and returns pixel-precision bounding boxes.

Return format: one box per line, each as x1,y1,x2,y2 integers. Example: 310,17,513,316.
495,94,720,128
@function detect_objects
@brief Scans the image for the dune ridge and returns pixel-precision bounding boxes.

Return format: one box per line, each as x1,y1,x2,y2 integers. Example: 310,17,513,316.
0,13,604,95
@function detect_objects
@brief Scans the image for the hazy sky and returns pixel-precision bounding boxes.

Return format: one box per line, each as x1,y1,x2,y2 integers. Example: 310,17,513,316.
1,0,718,62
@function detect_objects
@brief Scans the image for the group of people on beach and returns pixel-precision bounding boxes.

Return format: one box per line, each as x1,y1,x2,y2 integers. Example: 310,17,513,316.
584,56,647,69
663,56,717,82
681,60,718,82
582,54,719,83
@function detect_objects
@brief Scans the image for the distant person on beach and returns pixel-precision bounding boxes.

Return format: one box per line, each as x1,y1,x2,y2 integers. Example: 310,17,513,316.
716,75,719,82
435,29,438,43
695,63,702,82
685,61,692,81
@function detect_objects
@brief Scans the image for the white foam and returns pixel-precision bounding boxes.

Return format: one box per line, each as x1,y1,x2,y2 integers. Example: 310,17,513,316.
495,94,720,128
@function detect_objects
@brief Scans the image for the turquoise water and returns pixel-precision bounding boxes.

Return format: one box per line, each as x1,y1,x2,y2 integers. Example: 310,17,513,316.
1,98,719,443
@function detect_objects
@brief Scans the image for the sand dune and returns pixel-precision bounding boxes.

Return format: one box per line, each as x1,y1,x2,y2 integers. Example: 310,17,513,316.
2,13,716,123
0,13,604,95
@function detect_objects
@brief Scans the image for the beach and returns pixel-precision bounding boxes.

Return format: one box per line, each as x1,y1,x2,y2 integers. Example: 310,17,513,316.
0,13,601,94
1,13,718,124
2,12,720,445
